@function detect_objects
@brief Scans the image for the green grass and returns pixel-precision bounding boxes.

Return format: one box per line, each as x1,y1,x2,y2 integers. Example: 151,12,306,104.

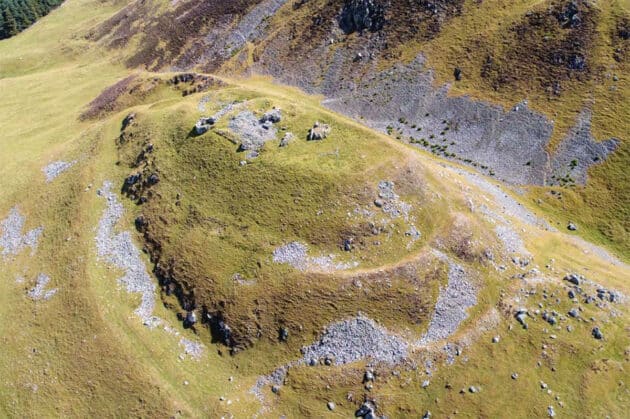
0,0,628,417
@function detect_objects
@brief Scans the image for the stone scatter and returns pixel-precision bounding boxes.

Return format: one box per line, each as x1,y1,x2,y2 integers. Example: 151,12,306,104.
43,160,77,182
301,314,409,366
419,251,477,344
27,273,57,301
96,181,160,327
0,207,43,259
272,241,357,272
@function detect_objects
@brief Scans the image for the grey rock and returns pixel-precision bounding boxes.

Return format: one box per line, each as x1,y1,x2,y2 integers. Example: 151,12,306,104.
301,314,408,365
515,309,528,329
327,401,336,411
592,327,603,340
339,0,386,34
279,132,294,147
364,370,375,382
565,273,581,285
122,112,136,130
43,160,77,182
230,111,277,151
96,181,160,326
279,327,289,342
272,241,357,271
355,401,376,417
492,335,500,343
469,386,478,393
454,67,462,81
307,121,331,141
260,108,282,123
567,222,578,231
422,380,430,388
550,110,618,186
420,252,477,344
548,406,555,417
0,207,43,259
179,338,204,360
194,117,215,135
511,372,518,380
27,273,57,301
185,311,197,325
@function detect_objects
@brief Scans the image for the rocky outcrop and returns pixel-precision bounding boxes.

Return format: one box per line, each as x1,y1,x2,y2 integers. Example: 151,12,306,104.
339,0,386,34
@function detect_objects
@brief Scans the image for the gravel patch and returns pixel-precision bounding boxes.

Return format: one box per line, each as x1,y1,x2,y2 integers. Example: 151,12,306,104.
301,314,409,365
377,180,412,221
229,110,278,151
272,241,358,271
454,168,550,229
419,251,477,344
251,314,409,410
220,0,289,58
250,363,295,408
494,223,529,257
43,160,77,183
550,109,619,186
96,181,160,327
0,207,43,259
27,273,57,301
286,53,618,187
179,338,204,360
197,94,211,112
567,235,630,269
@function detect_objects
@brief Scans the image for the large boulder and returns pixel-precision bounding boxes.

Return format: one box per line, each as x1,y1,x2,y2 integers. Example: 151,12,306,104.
307,121,331,141
194,116,216,135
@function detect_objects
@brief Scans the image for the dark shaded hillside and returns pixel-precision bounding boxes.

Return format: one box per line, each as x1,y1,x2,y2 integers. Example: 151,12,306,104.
0,0,63,39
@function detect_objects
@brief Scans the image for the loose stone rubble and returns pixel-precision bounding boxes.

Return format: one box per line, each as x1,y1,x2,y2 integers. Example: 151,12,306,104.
27,273,57,301
95,181,160,327
229,110,279,151
0,207,43,259
43,160,77,182
179,338,205,360
419,252,477,344
301,314,409,365
272,241,358,271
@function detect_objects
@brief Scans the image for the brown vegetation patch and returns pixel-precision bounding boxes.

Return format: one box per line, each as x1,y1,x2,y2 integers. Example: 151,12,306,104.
80,73,223,120
480,0,599,96
88,0,259,70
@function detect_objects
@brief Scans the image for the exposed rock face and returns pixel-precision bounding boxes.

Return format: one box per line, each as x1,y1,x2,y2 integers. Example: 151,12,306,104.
339,0,386,34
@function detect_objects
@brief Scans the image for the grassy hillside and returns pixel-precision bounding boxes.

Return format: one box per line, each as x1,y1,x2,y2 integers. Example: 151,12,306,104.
0,0,628,417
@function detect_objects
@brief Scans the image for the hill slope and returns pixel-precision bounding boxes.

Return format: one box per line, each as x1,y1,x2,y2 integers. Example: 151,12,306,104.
87,0,630,255
0,0,628,417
